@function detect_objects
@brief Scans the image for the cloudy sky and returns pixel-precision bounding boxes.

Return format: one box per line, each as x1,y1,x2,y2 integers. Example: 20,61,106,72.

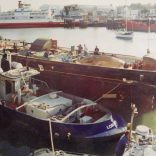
0,0,156,11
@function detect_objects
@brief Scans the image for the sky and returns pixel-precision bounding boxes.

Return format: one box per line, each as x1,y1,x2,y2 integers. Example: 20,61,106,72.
0,0,156,11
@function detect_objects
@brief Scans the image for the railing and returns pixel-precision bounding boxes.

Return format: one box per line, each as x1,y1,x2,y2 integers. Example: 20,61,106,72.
30,77,50,90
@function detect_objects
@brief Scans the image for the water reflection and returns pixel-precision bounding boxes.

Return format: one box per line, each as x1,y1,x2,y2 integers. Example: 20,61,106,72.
0,27,156,57
0,126,117,156
0,111,156,156
139,110,156,134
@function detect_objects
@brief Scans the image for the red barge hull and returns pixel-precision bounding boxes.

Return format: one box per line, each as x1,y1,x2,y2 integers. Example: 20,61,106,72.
0,22,80,28
126,20,156,32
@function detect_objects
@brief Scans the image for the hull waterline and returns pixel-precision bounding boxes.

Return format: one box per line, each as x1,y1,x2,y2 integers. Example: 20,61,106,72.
0,22,67,28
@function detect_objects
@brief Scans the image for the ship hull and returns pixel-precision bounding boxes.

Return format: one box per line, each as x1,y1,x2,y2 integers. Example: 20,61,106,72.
12,55,156,120
126,20,156,32
0,22,67,28
0,105,126,146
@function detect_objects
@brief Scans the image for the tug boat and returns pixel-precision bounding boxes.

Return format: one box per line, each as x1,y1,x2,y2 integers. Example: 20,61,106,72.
0,61,126,145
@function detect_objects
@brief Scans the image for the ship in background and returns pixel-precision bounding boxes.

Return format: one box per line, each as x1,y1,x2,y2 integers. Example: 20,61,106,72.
115,3,133,40
126,19,156,32
107,19,156,32
0,1,78,28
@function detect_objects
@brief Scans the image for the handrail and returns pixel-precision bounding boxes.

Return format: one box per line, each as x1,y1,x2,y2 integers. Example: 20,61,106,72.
16,91,62,110
31,77,50,89
60,103,96,122
16,102,29,111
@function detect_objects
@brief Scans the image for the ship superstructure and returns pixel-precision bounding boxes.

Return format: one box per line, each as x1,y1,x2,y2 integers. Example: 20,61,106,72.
0,1,64,28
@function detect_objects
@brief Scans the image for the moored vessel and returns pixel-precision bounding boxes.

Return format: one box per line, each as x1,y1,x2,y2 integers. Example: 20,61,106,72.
0,1,70,28
125,20,156,32
116,30,133,40
1,38,156,120
0,58,126,146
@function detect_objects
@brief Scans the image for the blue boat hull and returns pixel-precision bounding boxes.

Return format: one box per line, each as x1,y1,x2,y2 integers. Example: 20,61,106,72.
0,105,126,145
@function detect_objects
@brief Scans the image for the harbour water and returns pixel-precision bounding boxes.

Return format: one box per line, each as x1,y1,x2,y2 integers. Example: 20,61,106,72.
1,110,156,156
0,27,156,156
0,27,156,57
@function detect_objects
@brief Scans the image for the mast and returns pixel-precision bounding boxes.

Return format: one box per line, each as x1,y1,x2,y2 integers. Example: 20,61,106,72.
125,3,127,31
18,1,22,8
125,0,128,31
147,17,151,52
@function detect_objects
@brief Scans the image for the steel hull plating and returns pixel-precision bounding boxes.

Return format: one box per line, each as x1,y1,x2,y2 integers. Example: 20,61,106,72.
0,22,66,28
12,55,156,117
126,20,156,32
0,105,126,145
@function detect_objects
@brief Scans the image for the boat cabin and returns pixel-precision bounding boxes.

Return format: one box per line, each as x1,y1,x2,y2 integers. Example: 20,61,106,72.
0,67,39,103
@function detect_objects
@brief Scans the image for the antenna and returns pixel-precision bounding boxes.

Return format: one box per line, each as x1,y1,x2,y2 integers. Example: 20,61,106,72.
147,17,151,52
18,1,22,8
125,0,127,31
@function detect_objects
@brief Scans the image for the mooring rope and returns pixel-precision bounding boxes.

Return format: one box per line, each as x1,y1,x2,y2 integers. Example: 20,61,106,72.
48,119,55,156
95,83,122,102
